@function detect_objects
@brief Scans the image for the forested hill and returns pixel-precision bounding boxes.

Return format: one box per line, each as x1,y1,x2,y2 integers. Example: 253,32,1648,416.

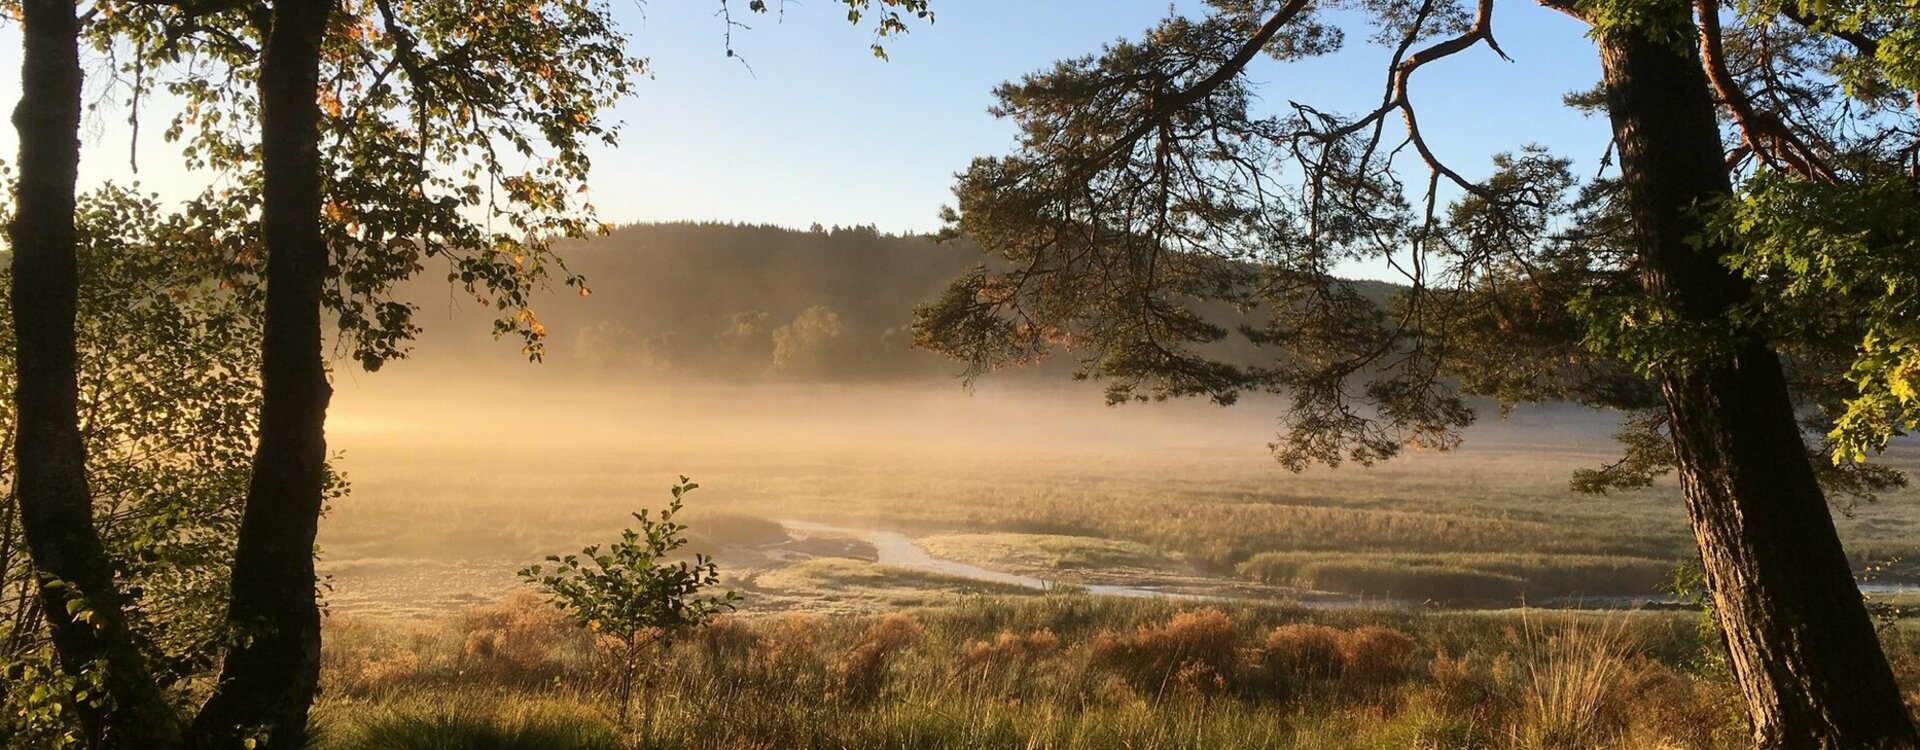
402,221,1398,384
407,222,982,380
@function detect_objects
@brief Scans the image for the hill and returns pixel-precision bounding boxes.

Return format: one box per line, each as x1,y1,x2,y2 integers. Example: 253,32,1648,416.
396,221,1400,385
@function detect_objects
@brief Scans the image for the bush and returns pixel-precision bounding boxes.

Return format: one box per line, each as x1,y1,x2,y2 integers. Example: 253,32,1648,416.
519,476,737,728
964,628,1061,669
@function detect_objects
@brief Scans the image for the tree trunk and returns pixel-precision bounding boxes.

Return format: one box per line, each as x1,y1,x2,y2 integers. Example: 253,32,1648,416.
1596,5,1920,748
8,2,180,747
188,2,336,747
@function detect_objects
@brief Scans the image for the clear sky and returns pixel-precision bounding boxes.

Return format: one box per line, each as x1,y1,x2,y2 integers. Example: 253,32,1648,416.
0,1,1614,238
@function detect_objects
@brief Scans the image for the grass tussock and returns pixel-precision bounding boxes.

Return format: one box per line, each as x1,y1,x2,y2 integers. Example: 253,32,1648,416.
306,594,1894,750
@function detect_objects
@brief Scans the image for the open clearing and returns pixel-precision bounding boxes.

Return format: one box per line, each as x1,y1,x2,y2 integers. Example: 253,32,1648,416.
317,370,1920,620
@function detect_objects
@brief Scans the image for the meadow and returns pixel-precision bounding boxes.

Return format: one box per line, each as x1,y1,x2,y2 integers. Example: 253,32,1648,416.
313,593,1920,750
316,370,1920,618
306,370,1920,747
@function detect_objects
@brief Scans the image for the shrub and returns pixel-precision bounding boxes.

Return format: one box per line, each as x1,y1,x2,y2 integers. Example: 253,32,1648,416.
693,615,760,668
965,628,1061,669
1423,650,1511,721
754,614,826,696
519,476,738,728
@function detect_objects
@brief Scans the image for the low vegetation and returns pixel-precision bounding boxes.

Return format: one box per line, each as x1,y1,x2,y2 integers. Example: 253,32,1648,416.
744,558,1036,612
313,594,1920,749
1236,552,1675,603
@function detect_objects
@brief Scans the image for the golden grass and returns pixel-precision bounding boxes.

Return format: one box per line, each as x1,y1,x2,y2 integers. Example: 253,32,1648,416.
318,594,1917,750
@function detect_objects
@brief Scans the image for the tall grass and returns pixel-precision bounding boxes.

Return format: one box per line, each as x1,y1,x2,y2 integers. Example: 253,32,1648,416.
308,594,1869,750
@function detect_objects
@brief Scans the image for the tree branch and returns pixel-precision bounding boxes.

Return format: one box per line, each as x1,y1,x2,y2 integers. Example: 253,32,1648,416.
1695,0,1837,182
1078,0,1313,176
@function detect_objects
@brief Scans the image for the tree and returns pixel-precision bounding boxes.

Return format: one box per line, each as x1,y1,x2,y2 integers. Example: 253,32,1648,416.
181,2,336,746
0,185,294,750
913,0,1919,746
6,2,931,746
7,3,184,746
520,477,738,733
771,304,847,376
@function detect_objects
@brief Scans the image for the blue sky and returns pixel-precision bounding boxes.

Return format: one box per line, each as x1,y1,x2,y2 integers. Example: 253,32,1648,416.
1,1,1614,237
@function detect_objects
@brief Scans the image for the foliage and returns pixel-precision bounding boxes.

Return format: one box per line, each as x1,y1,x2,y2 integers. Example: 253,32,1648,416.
909,0,1920,499
64,1,935,371
519,476,737,727
770,305,846,375
0,183,352,747
1717,172,1920,464
520,477,738,642
70,0,639,368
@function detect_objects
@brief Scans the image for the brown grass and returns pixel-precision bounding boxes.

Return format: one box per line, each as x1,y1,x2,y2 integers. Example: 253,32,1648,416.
1090,608,1242,698
316,595,1918,750
827,613,923,703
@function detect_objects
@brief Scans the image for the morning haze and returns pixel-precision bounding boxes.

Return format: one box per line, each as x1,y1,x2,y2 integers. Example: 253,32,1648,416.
4,2,1918,750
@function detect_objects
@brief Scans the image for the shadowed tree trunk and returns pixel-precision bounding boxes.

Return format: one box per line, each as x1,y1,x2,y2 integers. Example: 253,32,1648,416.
1596,4,1920,747
188,1,337,747
8,2,182,747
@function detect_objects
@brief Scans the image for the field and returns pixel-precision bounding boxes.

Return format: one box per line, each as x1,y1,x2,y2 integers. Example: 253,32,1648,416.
318,368,1920,619
313,594,1920,750
310,368,1920,748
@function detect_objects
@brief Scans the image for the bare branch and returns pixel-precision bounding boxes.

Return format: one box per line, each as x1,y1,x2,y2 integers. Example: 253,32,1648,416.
1695,0,1837,182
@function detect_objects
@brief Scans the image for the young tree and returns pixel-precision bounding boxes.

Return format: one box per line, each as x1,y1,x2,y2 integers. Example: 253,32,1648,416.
520,477,738,732
913,0,1919,746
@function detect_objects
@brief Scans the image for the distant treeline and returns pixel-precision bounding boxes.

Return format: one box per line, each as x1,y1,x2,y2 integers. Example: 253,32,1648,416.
402,221,1401,384
405,222,984,380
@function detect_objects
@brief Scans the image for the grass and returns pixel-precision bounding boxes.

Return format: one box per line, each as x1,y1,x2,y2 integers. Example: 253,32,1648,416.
317,382,1920,620
315,698,619,750
1236,552,1675,603
311,592,1916,750
918,533,1176,573
309,383,1920,746
741,558,1038,612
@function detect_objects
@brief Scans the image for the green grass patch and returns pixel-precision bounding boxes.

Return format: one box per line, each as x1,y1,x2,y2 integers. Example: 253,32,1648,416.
317,697,618,750
917,533,1178,573
1236,552,1673,602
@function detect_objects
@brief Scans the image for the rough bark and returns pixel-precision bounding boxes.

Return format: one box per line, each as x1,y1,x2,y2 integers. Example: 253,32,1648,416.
8,2,181,747
188,2,336,747
1596,5,1920,748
